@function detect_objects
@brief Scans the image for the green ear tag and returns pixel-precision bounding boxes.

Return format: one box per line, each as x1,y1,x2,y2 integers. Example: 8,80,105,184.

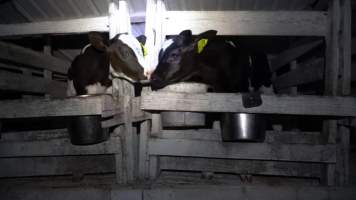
197,39,208,54
140,43,148,57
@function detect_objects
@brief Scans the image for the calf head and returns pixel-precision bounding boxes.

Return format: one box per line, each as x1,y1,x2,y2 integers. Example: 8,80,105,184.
150,30,217,90
89,32,148,82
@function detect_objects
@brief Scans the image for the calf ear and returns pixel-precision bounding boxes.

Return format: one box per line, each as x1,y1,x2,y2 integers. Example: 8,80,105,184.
136,35,147,45
196,30,218,40
175,30,193,46
88,32,109,51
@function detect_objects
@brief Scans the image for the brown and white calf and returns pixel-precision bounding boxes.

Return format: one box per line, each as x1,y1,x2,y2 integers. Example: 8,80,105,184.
67,32,148,96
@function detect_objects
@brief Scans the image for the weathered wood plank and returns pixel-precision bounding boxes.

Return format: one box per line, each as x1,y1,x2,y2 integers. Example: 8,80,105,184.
0,17,108,37
0,41,70,74
139,120,150,180
159,156,323,178
340,0,351,95
148,138,336,163
1,129,67,141
0,95,120,118
161,130,322,145
0,136,121,157
0,155,115,178
274,58,324,90
0,70,66,97
141,92,356,117
325,0,341,96
164,11,328,36
144,186,356,200
270,40,323,72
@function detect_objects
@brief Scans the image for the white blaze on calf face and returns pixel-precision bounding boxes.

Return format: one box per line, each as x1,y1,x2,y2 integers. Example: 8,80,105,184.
117,34,150,79
160,39,174,56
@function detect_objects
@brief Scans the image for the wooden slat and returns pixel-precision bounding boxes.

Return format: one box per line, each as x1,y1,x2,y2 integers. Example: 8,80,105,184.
0,17,109,37
161,130,322,145
341,0,351,95
0,155,115,178
141,92,356,117
0,136,121,157
270,40,323,72
274,58,324,90
0,70,66,97
148,138,336,163
159,157,323,178
144,186,356,200
164,11,328,36
0,41,70,74
0,95,120,118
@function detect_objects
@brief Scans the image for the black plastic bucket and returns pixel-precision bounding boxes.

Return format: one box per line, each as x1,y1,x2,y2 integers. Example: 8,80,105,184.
67,115,109,145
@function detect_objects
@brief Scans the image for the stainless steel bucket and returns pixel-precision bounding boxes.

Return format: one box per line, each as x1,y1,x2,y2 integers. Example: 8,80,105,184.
68,115,109,145
220,113,266,142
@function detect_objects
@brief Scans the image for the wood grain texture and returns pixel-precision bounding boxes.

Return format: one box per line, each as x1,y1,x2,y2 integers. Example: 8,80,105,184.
270,40,323,72
0,136,121,157
159,156,322,178
141,92,356,116
0,95,120,118
0,70,66,97
274,58,324,90
161,130,322,145
0,41,70,74
0,17,109,37
164,11,328,36
148,138,336,163
0,155,115,178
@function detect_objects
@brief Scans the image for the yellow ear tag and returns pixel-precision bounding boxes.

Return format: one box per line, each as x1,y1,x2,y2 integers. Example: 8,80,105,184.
197,39,208,54
140,43,148,57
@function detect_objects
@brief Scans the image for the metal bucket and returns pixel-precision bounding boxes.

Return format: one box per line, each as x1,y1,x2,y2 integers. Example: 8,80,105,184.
160,82,208,128
220,113,266,142
68,115,109,145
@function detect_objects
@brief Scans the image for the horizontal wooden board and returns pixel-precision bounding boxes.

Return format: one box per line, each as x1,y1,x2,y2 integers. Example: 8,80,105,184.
0,95,121,118
274,58,324,90
270,40,323,72
144,186,356,200
161,130,322,145
148,138,336,163
159,156,322,178
0,155,115,178
164,11,328,36
0,70,66,97
0,41,70,74
141,92,356,117
0,136,121,157
0,17,109,37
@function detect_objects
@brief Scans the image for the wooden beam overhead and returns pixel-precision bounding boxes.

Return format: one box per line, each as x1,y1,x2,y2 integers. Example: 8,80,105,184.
164,11,328,36
0,17,109,37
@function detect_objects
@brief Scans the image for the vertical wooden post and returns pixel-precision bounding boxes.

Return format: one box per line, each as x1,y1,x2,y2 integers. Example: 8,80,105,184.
335,0,351,185
138,120,150,179
144,0,166,180
289,60,298,95
43,35,52,99
109,0,136,183
322,0,341,186
323,0,351,186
